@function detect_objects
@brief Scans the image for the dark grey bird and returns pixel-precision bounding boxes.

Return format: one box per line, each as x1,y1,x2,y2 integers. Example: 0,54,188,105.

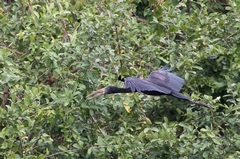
86,63,210,108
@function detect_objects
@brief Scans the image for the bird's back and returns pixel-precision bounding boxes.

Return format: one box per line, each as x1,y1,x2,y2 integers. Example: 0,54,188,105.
146,69,184,92
124,77,171,94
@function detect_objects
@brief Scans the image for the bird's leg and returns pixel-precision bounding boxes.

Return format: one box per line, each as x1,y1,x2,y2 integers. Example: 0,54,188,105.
118,75,124,81
86,88,105,100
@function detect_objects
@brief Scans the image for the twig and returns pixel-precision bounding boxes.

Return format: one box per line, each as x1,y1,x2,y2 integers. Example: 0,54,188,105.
74,22,81,32
115,25,122,70
136,17,148,23
1,86,9,107
62,20,70,42
70,68,81,73
45,72,56,86
45,148,79,158
115,25,121,54
223,31,239,40
91,116,106,136
0,46,25,56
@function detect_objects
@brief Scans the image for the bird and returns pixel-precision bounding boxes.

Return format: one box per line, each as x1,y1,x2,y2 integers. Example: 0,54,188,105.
86,63,210,108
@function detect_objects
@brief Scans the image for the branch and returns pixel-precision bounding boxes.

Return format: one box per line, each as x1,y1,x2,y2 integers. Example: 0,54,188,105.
91,116,106,136
45,148,79,158
136,17,148,23
62,20,70,42
0,46,25,56
1,86,9,107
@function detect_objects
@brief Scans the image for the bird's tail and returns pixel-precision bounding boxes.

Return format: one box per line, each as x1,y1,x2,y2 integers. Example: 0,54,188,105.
171,91,191,100
188,100,211,109
171,91,210,109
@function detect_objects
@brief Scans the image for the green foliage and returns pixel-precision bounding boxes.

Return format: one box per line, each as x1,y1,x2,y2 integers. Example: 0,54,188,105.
0,0,240,158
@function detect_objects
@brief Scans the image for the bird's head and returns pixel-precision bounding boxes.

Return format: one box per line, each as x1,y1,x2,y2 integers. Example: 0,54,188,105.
86,87,106,100
118,75,124,81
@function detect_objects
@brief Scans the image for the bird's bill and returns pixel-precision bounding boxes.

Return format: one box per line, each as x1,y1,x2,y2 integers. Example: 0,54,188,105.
86,88,105,100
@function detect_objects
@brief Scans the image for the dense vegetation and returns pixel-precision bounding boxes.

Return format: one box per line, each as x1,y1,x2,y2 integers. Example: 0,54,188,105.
1,0,240,158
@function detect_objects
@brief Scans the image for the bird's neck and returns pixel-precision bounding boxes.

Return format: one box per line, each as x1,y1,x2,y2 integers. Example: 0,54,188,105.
106,86,132,94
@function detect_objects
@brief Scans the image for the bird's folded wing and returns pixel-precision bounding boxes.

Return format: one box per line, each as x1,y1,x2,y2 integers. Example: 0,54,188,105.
146,71,184,92
124,77,171,94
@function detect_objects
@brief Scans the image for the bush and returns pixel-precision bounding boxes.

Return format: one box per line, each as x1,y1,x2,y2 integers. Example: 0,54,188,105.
0,0,240,158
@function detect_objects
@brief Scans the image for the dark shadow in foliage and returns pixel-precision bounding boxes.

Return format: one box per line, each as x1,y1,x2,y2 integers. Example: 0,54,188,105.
180,0,230,14
199,57,233,105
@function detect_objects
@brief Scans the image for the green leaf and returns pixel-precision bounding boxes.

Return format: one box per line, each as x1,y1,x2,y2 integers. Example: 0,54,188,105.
97,136,104,146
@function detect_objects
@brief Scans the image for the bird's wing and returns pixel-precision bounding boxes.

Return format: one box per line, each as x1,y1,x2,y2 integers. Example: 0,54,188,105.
124,77,171,94
146,70,184,92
